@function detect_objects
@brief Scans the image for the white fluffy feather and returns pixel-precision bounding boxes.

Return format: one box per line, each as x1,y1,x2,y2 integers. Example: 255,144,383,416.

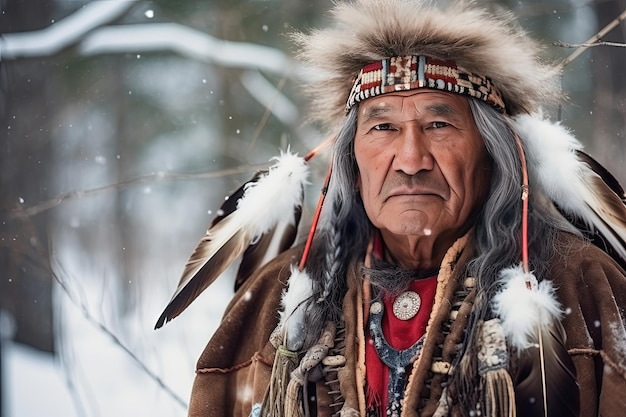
513,113,584,205
206,150,308,249
513,113,626,261
237,150,309,237
492,264,563,350
279,265,314,351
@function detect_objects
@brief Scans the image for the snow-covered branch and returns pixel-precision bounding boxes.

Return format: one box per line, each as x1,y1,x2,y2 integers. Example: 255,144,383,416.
0,1,134,59
78,23,297,77
1,6,305,129
1,11,299,79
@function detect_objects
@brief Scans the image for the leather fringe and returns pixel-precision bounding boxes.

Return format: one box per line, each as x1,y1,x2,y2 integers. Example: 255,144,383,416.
262,345,299,417
477,318,516,417
264,322,336,417
285,377,304,417
483,369,516,417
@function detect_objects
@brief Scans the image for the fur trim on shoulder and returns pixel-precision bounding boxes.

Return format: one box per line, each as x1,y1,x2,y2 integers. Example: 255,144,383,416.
293,0,560,129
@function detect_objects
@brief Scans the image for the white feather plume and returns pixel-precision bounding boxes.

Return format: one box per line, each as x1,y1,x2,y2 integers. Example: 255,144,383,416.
492,264,563,350
512,113,584,205
279,265,314,351
206,150,308,250
513,113,626,262
237,150,309,238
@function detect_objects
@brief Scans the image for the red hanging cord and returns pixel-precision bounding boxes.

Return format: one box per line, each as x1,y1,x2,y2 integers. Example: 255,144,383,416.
298,165,332,271
513,133,531,279
297,133,336,270
514,134,551,417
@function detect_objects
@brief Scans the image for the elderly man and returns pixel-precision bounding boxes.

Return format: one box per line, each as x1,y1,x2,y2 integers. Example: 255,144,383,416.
157,0,626,416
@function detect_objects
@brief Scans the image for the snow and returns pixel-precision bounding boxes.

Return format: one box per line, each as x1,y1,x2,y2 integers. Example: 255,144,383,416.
3,266,233,417
4,341,79,417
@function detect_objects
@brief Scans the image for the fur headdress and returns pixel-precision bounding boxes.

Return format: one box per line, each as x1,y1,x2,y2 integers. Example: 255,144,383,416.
293,0,561,128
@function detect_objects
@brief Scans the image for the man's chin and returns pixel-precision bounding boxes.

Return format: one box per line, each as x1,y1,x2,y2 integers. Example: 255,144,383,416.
383,221,435,238
376,210,434,237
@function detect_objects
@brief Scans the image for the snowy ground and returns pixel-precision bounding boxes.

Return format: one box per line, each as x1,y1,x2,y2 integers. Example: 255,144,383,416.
3,271,233,417
5,341,79,417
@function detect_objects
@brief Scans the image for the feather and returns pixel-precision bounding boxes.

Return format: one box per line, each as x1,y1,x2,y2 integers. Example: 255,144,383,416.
492,265,561,350
514,320,580,417
235,193,302,290
514,113,626,265
278,266,314,351
576,150,626,204
209,171,264,228
154,151,309,329
493,265,579,417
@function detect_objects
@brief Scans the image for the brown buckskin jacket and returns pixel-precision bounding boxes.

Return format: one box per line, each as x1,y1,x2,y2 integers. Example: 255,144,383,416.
188,231,626,417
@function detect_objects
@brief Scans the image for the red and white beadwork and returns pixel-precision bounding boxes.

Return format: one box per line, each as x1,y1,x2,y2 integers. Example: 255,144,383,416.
346,55,505,112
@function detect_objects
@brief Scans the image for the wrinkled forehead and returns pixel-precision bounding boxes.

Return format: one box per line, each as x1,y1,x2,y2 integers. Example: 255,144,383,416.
357,90,474,124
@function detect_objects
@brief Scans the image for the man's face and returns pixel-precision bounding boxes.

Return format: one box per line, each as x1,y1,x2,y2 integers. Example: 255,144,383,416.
354,90,492,249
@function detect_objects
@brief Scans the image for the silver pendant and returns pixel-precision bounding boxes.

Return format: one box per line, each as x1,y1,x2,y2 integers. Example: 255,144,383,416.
392,291,421,320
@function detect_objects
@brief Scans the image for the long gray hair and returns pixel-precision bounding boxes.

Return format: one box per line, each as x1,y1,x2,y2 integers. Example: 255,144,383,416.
301,99,576,386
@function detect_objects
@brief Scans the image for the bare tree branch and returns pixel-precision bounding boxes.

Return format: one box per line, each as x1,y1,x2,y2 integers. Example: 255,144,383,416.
240,70,298,126
555,40,626,48
7,217,190,411
245,72,291,154
10,163,268,219
559,6,626,68
49,257,189,410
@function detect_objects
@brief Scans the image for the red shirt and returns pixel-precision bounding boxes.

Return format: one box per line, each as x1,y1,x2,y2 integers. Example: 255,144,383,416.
365,275,438,413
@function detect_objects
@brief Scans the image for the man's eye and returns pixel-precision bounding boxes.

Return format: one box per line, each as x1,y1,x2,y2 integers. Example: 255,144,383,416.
431,121,450,129
373,123,393,131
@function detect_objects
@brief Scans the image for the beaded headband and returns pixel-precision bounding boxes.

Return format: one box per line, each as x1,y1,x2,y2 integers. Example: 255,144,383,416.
346,55,506,113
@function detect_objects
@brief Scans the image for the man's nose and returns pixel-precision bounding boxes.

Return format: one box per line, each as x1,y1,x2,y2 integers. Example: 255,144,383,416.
391,126,434,175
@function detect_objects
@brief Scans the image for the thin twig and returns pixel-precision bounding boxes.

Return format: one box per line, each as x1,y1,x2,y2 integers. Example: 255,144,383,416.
10,163,267,219
555,40,626,48
559,7,626,68
246,71,291,155
50,256,189,410
11,222,190,411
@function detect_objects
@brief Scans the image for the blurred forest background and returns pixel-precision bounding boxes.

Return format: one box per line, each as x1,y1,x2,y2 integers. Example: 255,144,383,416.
0,0,624,416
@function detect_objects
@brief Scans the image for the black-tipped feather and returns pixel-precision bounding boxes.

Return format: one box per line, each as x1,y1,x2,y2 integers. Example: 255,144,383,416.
235,198,302,290
514,114,626,269
154,152,308,329
210,171,265,227
514,320,580,417
576,150,626,204
552,151,626,270
155,229,247,329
